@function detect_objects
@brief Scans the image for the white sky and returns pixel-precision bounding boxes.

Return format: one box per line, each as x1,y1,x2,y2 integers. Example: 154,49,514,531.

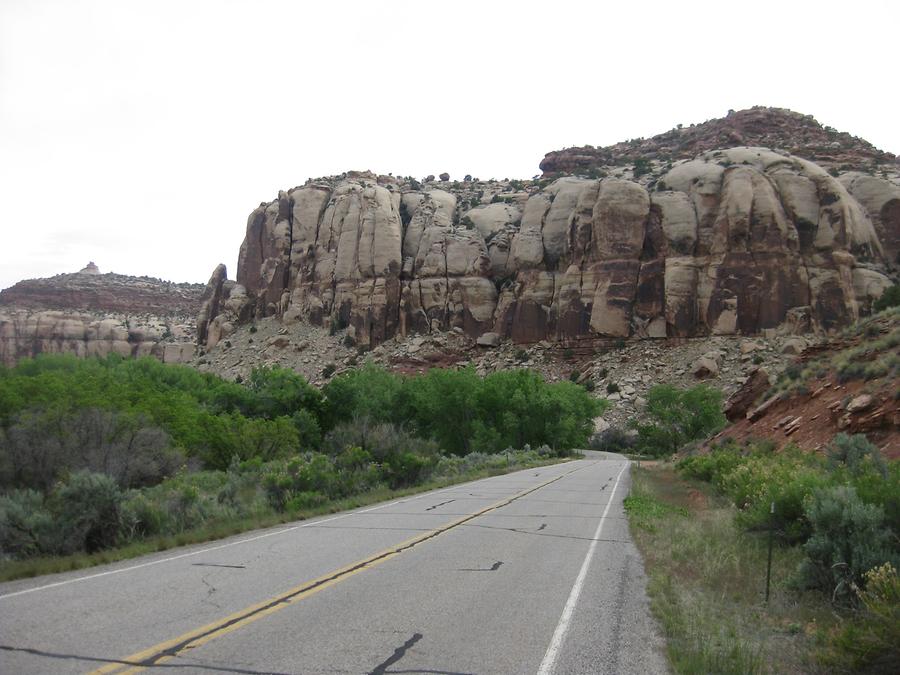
1,0,898,291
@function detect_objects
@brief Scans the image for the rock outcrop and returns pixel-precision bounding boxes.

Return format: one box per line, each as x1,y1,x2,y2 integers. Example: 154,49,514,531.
0,310,195,366
540,107,899,177
0,269,204,316
0,266,202,366
200,147,897,348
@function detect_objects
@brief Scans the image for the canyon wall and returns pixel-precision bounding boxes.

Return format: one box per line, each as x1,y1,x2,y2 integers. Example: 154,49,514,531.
0,268,201,366
199,147,897,349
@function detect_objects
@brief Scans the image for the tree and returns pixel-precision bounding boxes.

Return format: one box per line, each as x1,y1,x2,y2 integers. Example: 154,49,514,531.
633,384,725,456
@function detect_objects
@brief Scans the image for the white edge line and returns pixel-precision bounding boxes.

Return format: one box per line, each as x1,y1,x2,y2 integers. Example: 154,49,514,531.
536,460,629,675
0,458,587,600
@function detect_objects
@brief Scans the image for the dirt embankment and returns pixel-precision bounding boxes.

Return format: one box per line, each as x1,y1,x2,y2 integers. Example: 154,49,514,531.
712,309,900,459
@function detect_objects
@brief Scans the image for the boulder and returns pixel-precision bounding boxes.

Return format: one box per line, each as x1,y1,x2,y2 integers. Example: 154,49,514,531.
781,337,807,355
846,394,874,414
691,356,719,379
724,368,771,421
476,332,501,347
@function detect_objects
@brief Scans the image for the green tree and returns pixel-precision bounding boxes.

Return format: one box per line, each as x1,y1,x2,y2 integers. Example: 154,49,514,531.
633,384,725,456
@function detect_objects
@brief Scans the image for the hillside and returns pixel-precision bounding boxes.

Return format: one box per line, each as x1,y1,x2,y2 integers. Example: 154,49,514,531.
540,106,899,176
715,306,900,458
0,263,204,316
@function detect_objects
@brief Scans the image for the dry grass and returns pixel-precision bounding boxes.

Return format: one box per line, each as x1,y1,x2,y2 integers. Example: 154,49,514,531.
626,464,838,674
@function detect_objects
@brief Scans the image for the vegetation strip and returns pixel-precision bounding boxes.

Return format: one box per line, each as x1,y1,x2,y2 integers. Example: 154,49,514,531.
625,438,899,674
0,455,569,586
2,354,600,580
89,462,592,674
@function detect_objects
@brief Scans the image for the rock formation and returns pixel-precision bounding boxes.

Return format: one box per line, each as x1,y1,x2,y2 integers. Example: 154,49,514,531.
540,107,899,177
0,267,202,366
200,147,897,349
0,269,204,316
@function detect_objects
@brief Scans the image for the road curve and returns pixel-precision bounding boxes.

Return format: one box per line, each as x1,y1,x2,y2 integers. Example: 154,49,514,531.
0,452,668,674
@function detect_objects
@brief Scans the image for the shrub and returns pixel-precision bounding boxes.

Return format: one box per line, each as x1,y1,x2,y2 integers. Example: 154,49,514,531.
322,363,337,378
798,485,899,602
823,563,900,672
677,445,743,484
606,382,620,394
514,348,529,363
728,459,830,541
827,433,887,478
0,408,179,491
873,285,900,313
383,451,433,488
285,491,329,512
633,158,651,178
52,471,124,554
562,348,575,361
0,490,55,557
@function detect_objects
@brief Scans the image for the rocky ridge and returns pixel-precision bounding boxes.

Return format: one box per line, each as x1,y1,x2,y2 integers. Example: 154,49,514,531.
0,267,204,316
539,107,899,177
0,265,202,366
199,147,898,352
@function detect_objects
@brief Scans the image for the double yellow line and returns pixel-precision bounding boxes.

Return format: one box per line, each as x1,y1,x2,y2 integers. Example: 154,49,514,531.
91,463,588,674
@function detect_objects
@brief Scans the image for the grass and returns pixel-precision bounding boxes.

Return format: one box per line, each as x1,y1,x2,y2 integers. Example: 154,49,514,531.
0,455,571,583
625,464,838,674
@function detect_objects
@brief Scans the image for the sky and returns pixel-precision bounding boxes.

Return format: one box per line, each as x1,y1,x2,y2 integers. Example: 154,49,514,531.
1,0,898,291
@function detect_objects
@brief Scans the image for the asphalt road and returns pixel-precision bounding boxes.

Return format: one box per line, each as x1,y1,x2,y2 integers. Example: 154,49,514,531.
0,452,668,674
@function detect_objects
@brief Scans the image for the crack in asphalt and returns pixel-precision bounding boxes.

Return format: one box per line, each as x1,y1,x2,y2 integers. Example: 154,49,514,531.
192,563,247,569
425,499,456,511
458,561,504,572
465,522,630,544
200,573,222,610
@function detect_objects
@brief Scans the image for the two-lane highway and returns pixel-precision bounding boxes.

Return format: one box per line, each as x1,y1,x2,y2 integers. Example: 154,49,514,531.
0,452,668,674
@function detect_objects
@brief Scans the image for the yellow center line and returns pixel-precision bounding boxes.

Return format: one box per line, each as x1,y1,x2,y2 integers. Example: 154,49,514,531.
88,461,594,675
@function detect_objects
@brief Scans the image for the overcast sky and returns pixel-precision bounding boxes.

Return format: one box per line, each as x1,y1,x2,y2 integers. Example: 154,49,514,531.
1,0,897,291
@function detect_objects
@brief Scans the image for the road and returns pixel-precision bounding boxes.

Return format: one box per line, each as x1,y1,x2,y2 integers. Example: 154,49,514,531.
0,452,668,674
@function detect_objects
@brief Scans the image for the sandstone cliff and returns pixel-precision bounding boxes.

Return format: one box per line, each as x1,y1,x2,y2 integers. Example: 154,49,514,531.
0,266,202,366
199,147,897,349
540,107,899,177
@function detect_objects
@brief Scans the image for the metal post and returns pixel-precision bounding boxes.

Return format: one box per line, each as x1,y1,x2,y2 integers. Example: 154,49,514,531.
765,500,775,603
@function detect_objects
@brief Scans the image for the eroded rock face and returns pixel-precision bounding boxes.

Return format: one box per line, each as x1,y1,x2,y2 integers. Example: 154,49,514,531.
0,309,195,366
205,150,895,348
0,268,202,366
839,172,900,265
